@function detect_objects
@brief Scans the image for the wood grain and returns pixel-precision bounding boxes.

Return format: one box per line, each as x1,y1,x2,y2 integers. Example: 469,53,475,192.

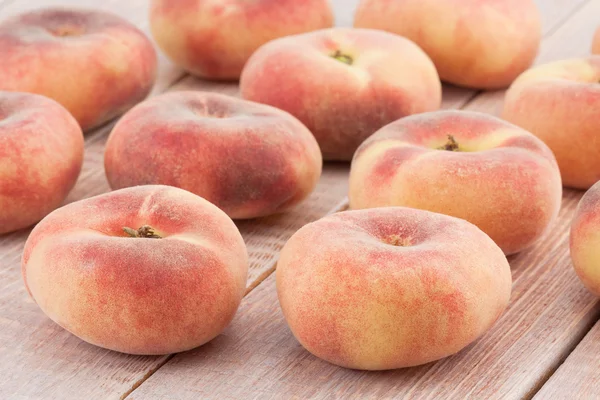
534,320,600,400
0,0,597,399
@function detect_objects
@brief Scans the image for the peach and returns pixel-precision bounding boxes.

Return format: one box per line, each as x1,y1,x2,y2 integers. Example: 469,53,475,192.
570,181,600,296
0,8,157,131
276,207,512,370
593,26,600,55
349,110,563,255
502,57,600,189
240,28,441,161
354,0,541,89
0,91,83,235
104,91,322,219
150,0,333,80
22,185,249,355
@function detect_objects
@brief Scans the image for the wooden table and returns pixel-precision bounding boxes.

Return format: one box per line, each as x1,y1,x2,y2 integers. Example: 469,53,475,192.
1,1,599,399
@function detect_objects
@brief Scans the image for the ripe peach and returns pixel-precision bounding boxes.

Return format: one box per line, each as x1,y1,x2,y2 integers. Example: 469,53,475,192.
277,207,512,370
104,91,322,219
0,8,157,131
503,57,600,189
0,91,83,235
354,0,541,89
22,185,249,355
240,28,441,161
150,0,333,80
570,181,600,296
349,110,563,255
593,27,600,55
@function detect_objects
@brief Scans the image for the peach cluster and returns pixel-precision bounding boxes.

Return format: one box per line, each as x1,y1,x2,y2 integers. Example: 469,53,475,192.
7,0,600,374
354,0,541,89
0,8,157,131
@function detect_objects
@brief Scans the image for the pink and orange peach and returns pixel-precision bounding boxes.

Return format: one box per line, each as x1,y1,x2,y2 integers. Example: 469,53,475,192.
22,185,249,355
0,8,157,131
349,110,563,255
150,0,334,80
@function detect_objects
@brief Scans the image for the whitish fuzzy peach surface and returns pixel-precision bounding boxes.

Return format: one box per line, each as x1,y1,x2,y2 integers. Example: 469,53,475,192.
104,91,322,220
276,207,512,370
0,91,83,235
0,8,157,131
571,181,600,296
150,0,333,80
354,0,541,89
22,185,249,355
349,110,563,255
503,57,600,189
240,28,441,161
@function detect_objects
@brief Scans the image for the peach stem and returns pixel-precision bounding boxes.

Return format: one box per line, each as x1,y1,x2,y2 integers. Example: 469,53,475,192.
438,135,460,151
123,225,162,239
330,50,353,65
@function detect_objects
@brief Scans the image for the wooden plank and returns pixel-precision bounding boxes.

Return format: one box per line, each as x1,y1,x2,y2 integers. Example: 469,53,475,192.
534,320,600,400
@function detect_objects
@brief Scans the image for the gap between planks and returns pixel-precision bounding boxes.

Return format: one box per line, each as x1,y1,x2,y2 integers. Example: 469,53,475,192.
533,320,600,399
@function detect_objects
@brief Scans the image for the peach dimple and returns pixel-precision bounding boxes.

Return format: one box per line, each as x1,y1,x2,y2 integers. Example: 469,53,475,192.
276,207,512,370
22,185,249,355
104,91,322,219
502,57,600,189
350,110,563,255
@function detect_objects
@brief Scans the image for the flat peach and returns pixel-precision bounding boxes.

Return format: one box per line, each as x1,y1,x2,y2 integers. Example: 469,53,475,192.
354,0,541,89
503,57,600,189
593,26,600,54
349,110,563,255
277,207,512,370
0,91,83,235
240,28,441,160
104,91,322,219
570,181,600,296
0,8,157,131
150,0,333,80
22,185,249,355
